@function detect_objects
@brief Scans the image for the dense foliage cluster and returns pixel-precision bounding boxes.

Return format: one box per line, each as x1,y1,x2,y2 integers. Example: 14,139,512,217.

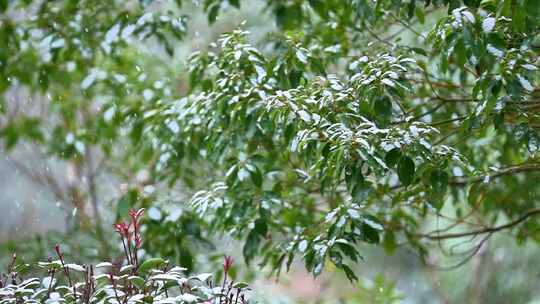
0,210,249,303
1,0,539,287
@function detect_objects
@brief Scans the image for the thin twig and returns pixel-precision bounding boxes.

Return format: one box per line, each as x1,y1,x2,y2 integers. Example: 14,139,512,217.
420,208,540,240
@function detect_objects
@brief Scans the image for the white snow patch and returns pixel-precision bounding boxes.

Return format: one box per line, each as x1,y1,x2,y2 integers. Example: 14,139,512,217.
482,17,495,32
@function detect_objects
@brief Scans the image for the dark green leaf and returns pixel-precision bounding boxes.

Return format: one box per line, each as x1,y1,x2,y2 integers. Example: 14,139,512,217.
397,156,415,186
430,170,448,194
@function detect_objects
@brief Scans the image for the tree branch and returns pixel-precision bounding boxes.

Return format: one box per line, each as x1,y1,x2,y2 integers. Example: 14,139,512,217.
421,207,540,240
450,164,540,186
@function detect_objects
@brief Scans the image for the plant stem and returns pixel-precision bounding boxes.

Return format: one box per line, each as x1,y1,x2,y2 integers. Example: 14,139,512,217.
219,271,227,304
46,269,55,299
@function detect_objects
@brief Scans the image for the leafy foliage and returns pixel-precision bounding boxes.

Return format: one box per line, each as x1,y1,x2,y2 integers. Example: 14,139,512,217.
1,0,540,284
0,210,250,303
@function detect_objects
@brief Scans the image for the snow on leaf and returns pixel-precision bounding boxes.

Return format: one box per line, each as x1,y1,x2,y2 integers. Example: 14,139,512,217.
120,264,135,273
113,74,127,83
121,24,136,39
39,35,54,48
517,75,534,92
65,133,75,144
385,71,399,79
0,290,13,296
325,209,338,222
42,277,56,288
81,73,97,90
486,44,504,58
177,293,198,303
143,89,155,101
75,141,85,154
324,44,341,53
167,120,180,134
148,207,162,221
522,64,538,71
234,50,242,60
95,262,113,268
66,61,76,72
461,11,475,23
66,263,85,272
363,218,383,231
528,135,540,152
137,13,153,26
336,216,346,228
238,167,250,181
169,266,188,273
296,49,308,64
19,278,40,288
452,8,462,22
104,107,115,122
191,273,212,282
482,17,495,32
347,209,360,219
381,78,396,87
156,299,177,304
105,24,121,44
358,56,369,63
298,240,308,252
49,292,61,300
51,38,65,49
150,274,179,281
255,65,266,83
298,110,311,122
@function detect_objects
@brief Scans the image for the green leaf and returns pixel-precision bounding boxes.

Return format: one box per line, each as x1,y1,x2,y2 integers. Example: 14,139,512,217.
275,4,302,30
128,276,145,289
243,230,261,265
362,222,380,243
233,282,249,289
207,4,220,24
512,3,526,32
0,0,8,13
385,148,401,168
249,166,263,188
336,242,360,262
414,6,425,24
430,170,448,194
253,218,268,236
373,95,392,126
342,264,359,282
309,0,328,18
407,0,416,19
13,263,30,274
138,258,166,275
228,0,240,8
397,156,415,186
410,47,427,56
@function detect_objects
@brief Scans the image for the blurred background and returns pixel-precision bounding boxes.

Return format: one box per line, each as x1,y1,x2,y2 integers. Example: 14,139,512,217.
1,1,540,303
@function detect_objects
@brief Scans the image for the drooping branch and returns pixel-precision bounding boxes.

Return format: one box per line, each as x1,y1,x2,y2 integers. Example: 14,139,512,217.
421,207,540,240
450,164,540,186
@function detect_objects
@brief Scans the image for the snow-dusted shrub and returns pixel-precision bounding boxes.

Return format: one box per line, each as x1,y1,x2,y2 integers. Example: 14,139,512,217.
0,209,249,303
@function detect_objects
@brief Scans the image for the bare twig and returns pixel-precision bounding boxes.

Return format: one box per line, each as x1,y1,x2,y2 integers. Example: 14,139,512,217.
450,164,540,186
421,208,540,240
